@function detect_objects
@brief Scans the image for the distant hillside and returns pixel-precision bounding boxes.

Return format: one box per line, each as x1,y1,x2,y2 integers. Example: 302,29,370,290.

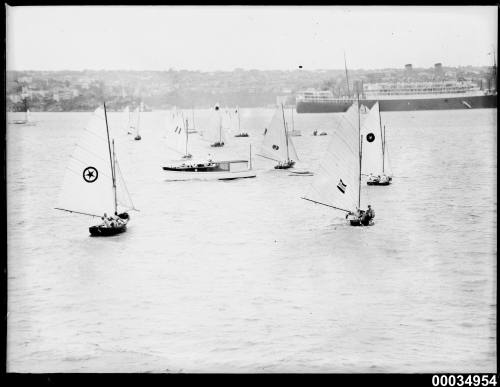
6,65,495,111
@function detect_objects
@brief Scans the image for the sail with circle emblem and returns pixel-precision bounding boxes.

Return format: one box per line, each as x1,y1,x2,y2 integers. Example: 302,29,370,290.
55,107,135,217
360,102,384,176
202,105,227,145
257,106,299,163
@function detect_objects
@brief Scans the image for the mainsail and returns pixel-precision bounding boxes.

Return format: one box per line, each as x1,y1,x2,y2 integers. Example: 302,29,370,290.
56,107,117,217
202,107,227,144
171,112,191,157
133,107,141,137
123,106,133,134
258,106,299,163
360,102,384,176
304,102,361,213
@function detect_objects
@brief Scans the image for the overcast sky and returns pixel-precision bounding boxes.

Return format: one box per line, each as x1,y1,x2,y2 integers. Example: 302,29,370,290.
6,5,498,72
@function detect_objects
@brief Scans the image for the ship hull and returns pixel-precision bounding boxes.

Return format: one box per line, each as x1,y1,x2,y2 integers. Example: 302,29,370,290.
296,94,497,113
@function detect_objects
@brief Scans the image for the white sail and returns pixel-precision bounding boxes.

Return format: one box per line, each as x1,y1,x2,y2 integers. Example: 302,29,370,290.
123,106,132,134
202,107,226,144
259,107,299,163
304,102,361,213
114,157,136,212
26,109,31,123
360,102,384,176
227,108,240,134
172,112,190,156
233,107,241,133
56,107,116,217
134,107,141,137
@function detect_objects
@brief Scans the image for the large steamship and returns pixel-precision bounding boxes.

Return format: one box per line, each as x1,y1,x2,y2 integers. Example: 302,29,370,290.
296,63,497,113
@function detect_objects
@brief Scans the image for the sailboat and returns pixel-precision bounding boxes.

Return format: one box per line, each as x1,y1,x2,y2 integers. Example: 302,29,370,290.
186,109,198,134
288,106,301,136
301,101,374,226
123,106,133,135
233,107,249,137
257,104,299,169
169,112,192,159
203,104,226,147
362,102,393,185
55,104,137,236
133,105,142,141
12,99,35,125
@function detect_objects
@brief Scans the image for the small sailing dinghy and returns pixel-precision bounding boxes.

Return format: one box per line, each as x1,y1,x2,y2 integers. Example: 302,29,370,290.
123,106,134,135
361,102,393,186
302,101,375,226
55,104,137,236
288,106,301,136
203,104,226,147
232,107,249,137
133,104,142,141
168,112,192,159
12,99,36,125
257,104,299,169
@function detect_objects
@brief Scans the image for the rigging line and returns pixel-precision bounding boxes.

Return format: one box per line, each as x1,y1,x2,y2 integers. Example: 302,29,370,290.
301,197,351,213
54,207,101,218
114,159,136,208
255,153,280,163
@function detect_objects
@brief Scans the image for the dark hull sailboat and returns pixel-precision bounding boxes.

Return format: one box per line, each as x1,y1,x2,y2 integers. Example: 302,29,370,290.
89,212,130,236
274,160,295,169
55,104,137,237
367,177,392,186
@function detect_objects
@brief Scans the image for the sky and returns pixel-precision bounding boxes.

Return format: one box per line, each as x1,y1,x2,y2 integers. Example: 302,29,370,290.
6,5,498,72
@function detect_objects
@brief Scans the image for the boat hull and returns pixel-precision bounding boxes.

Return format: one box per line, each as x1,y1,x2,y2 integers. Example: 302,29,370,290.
89,224,127,236
89,213,130,237
163,170,257,181
296,94,497,113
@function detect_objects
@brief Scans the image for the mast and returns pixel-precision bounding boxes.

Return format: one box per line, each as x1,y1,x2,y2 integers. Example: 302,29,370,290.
185,117,189,156
379,107,385,173
357,95,361,210
382,125,387,173
112,140,118,215
219,111,222,143
249,143,252,170
344,51,351,97
237,107,241,133
281,104,290,162
136,106,141,136
103,102,117,214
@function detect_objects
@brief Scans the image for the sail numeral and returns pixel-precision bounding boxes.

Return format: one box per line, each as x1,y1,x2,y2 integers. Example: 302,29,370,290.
337,178,347,194
272,144,280,150
366,133,375,142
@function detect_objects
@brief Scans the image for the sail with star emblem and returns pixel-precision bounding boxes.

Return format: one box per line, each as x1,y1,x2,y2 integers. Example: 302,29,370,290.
55,105,136,235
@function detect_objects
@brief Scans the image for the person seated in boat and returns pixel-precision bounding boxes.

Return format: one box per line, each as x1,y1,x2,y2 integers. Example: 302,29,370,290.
360,205,375,224
101,213,111,228
113,212,124,226
313,130,318,136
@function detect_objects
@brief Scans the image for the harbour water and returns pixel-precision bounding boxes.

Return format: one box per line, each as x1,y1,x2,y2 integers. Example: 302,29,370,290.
6,108,497,373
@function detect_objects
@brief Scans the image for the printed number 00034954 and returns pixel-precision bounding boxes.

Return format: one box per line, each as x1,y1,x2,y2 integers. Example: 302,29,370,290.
432,375,498,387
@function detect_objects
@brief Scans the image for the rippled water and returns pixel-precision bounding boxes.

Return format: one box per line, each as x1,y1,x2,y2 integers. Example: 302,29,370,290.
7,108,496,373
